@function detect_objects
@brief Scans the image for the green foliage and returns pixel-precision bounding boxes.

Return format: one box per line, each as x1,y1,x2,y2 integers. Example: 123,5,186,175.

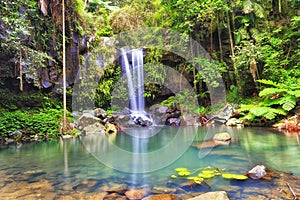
0,0,56,87
0,89,62,110
238,79,300,121
226,85,244,104
171,166,247,185
0,108,65,139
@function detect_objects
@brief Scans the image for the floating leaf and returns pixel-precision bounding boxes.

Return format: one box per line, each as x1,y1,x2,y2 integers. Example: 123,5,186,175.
175,168,188,172
171,175,177,179
198,170,215,179
222,173,248,180
178,170,191,176
187,177,204,184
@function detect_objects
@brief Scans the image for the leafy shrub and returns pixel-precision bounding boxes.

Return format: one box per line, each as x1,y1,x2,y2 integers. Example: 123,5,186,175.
239,79,300,121
0,108,66,139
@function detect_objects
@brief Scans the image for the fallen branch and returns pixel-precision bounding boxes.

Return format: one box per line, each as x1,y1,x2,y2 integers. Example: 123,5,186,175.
286,181,297,200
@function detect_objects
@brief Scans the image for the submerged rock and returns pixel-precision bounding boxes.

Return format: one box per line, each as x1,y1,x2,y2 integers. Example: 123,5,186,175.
187,191,229,200
142,194,179,200
125,190,148,200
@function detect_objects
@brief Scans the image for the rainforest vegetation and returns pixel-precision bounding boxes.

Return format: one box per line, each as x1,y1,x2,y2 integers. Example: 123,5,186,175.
0,0,299,140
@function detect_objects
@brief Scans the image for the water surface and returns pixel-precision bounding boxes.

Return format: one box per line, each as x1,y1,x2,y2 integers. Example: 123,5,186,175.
1,126,300,199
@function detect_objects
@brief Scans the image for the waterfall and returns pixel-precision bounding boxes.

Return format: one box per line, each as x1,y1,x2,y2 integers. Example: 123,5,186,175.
120,48,152,126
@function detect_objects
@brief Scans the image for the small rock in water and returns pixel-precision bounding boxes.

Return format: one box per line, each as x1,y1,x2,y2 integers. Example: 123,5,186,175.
247,165,266,179
213,132,231,142
142,194,179,200
187,191,230,200
125,189,148,200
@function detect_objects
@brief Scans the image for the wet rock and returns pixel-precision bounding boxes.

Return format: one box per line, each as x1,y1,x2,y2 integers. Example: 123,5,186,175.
104,192,127,200
83,122,106,135
125,189,148,200
182,114,199,126
166,118,181,126
211,104,235,124
95,108,108,119
247,165,266,179
105,123,117,135
225,118,243,126
151,186,177,194
213,132,231,142
0,180,55,199
131,114,153,127
148,104,169,125
142,194,179,200
78,113,101,129
187,191,229,200
106,183,127,194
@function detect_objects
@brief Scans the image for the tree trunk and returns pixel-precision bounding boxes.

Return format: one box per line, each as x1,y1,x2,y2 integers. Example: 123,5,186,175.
227,11,234,57
217,14,223,60
19,52,23,92
62,0,67,133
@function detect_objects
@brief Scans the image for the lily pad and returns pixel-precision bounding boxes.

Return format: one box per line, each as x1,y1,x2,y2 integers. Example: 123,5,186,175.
171,175,177,179
222,173,248,180
178,170,191,176
198,172,215,179
187,177,204,184
175,168,188,172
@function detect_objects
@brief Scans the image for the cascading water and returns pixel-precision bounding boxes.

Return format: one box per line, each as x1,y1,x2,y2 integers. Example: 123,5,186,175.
120,48,152,126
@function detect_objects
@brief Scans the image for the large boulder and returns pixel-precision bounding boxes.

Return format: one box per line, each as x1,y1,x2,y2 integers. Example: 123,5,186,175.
78,113,101,129
187,191,229,200
83,122,106,135
148,104,169,125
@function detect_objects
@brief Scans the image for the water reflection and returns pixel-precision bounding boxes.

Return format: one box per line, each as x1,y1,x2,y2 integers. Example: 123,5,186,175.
80,126,197,173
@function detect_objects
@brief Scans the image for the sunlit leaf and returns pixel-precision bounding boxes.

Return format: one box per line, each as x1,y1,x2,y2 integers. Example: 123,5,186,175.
222,173,248,180
175,168,188,172
178,170,191,176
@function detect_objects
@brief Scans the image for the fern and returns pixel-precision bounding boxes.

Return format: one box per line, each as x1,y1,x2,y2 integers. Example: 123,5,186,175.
239,105,286,120
238,79,299,122
257,79,281,88
287,90,300,98
278,95,296,111
259,88,287,97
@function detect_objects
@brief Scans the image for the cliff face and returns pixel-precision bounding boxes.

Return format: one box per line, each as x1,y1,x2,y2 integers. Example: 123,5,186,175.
0,0,84,92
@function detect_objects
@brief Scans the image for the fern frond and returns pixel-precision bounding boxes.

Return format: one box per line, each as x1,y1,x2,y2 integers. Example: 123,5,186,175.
287,90,300,98
249,106,268,117
259,88,287,97
238,104,257,113
278,95,296,111
241,112,256,121
250,107,286,120
261,98,281,106
257,79,281,88
241,105,286,120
